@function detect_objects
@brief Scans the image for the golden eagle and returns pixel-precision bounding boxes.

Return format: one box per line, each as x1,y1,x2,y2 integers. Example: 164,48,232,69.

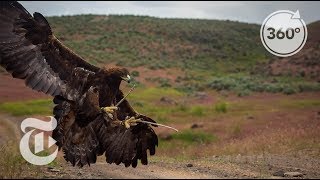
0,1,158,167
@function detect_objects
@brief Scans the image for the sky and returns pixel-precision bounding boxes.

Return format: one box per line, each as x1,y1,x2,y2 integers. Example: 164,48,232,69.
20,1,320,24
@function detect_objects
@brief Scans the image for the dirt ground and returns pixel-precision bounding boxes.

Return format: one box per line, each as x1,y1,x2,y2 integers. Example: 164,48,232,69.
0,73,49,103
0,112,319,179
40,153,320,179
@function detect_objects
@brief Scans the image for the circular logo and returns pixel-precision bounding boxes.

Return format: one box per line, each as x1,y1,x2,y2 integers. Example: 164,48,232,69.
260,10,307,57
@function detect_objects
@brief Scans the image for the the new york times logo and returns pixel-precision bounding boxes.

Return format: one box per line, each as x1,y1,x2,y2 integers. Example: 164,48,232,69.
19,117,58,165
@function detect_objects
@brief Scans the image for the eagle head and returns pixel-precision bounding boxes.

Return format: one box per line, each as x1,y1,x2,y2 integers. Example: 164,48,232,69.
104,67,131,83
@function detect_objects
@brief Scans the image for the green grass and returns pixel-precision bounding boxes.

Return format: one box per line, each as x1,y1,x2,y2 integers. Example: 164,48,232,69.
0,99,53,116
214,101,228,113
190,106,205,117
129,87,183,102
280,99,320,109
128,89,232,124
171,130,217,144
132,102,212,124
154,115,169,123
35,150,59,168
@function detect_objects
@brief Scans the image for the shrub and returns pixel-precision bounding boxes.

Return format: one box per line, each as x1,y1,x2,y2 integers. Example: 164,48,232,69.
207,75,320,96
297,83,320,92
264,83,282,93
158,78,172,88
125,78,142,87
190,106,204,116
214,102,228,113
282,86,298,95
237,89,251,97
177,104,189,112
131,70,140,77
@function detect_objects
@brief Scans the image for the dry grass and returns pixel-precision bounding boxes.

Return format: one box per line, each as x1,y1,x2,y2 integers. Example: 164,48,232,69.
205,126,320,157
156,92,320,160
0,115,46,178
0,141,42,178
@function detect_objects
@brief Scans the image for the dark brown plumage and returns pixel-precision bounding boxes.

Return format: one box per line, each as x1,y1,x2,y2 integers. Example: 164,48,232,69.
0,1,158,167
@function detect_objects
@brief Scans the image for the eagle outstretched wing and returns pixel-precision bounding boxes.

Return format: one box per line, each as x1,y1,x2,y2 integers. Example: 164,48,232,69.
0,1,100,101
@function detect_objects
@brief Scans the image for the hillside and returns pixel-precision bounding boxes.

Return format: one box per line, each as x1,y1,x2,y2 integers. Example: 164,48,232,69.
255,21,320,81
47,15,267,71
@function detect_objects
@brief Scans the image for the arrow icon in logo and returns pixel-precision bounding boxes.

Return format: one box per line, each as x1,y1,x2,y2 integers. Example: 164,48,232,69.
291,10,301,19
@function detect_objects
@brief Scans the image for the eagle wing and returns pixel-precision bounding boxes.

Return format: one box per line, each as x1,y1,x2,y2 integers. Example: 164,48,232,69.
0,1,100,101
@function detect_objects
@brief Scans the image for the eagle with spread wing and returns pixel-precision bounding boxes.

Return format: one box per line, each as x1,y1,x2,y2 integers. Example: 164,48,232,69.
0,1,158,167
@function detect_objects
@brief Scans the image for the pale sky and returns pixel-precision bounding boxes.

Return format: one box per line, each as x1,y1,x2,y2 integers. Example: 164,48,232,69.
20,1,320,24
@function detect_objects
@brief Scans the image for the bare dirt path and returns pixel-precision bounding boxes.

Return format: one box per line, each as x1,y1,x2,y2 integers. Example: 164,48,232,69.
43,154,320,179
0,113,22,144
51,160,220,179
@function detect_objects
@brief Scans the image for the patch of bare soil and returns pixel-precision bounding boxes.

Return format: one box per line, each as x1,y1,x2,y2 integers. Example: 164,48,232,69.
40,153,320,179
0,73,49,103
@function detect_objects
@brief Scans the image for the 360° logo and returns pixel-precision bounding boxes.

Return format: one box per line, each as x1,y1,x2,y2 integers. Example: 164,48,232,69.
260,10,308,57
19,117,58,165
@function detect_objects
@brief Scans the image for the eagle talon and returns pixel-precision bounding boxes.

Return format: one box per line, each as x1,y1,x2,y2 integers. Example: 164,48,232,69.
101,106,118,120
122,117,142,129
107,113,113,119
101,106,118,114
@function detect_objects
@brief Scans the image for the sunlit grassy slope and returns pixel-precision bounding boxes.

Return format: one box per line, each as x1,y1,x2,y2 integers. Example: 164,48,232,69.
47,15,267,70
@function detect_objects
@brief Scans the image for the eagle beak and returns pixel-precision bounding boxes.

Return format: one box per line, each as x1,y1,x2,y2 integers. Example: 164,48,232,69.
121,75,131,83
